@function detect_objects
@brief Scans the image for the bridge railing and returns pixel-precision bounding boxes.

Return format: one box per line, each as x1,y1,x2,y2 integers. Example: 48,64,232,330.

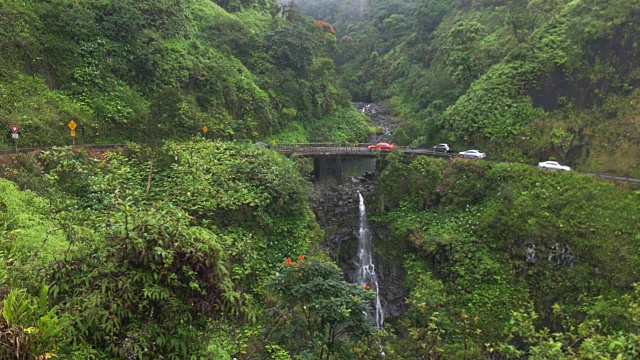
274,143,411,150
274,143,372,149
273,143,412,156
275,146,371,156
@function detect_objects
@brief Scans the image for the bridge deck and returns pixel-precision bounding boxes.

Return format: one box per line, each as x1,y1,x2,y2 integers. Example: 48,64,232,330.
273,143,455,158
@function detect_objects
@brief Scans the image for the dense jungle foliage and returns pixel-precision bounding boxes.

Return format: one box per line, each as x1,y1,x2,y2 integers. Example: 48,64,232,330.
2,144,638,359
295,0,640,177
0,141,380,359
374,154,640,358
0,0,370,147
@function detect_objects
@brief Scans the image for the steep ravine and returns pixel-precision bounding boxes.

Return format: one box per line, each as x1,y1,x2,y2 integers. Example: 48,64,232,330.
308,103,408,321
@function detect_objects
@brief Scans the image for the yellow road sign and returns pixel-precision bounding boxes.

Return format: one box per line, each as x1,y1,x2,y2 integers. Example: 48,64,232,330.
68,120,77,131
202,125,208,133
70,130,76,137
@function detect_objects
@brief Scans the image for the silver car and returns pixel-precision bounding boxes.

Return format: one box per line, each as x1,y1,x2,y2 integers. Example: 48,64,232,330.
433,143,452,152
537,161,571,171
459,150,486,159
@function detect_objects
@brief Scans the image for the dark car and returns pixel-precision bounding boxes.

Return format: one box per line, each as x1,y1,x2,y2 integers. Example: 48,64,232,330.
433,143,452,153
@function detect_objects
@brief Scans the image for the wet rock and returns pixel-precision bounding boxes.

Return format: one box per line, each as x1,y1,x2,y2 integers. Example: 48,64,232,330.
526,244,538,264
521,241,575,268
309,174,407,322
353,102,399,144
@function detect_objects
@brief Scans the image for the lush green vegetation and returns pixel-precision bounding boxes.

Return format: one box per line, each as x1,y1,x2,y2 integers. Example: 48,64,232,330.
3,144,638,358
0,141,381,359
296,0,640,176
2,0,640,359
0,0,370,147
374,155,640,358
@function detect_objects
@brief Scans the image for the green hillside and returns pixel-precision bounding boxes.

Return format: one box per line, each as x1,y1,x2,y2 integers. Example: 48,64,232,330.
0,0,368,147
297,0,640,177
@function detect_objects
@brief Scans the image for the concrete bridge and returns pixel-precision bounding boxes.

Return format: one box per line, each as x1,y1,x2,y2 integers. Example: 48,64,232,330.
273,143,454,183
273,143,455,158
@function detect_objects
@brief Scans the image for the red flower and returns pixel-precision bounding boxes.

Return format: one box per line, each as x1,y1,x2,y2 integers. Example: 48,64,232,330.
364,284,370,290
296,263,300,267
285,258,293,266
299,273,303,276
298,255,305,262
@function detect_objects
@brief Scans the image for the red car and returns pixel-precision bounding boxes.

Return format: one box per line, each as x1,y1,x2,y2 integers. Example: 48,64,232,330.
368,142,395,150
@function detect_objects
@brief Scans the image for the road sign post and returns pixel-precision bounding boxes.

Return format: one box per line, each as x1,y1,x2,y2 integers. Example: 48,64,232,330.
10,125,19,152
68,121,77,145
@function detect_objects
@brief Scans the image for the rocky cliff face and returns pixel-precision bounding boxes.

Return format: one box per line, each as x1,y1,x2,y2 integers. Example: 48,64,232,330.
308,172,408,321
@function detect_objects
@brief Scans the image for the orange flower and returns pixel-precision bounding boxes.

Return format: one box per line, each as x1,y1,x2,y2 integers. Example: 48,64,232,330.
364,284,370,290
285,258,293,266
313,20,336,35
298,255,305,261
296,263,300,267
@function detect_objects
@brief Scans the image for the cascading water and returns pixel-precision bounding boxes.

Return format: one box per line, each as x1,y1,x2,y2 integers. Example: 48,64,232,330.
357,191,384,330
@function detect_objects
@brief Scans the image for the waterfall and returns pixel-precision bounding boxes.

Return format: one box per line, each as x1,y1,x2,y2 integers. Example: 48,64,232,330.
357,191,384,330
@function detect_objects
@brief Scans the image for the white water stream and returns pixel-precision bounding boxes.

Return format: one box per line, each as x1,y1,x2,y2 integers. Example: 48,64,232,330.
356,191,384,330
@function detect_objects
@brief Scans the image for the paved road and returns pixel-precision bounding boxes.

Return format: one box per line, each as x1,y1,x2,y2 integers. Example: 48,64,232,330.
0,144,126,155
578,172,640,184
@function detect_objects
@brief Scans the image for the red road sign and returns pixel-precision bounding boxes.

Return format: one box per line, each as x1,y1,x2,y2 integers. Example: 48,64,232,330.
10,125,19,134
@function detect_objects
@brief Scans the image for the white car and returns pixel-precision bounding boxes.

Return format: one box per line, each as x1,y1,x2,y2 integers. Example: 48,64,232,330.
537,161,571,171
459,150,486,159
